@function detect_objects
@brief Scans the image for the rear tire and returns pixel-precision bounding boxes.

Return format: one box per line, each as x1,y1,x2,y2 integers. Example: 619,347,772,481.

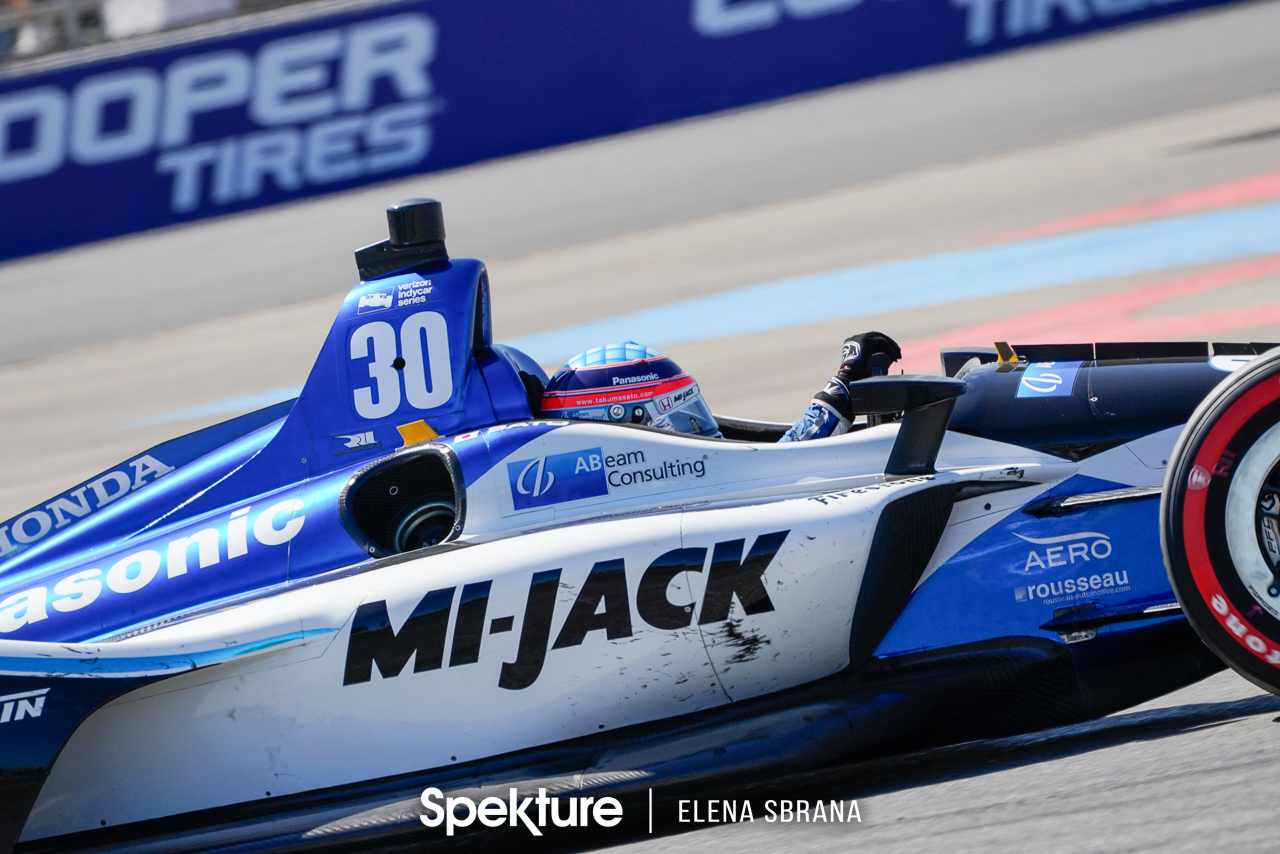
1163,348,1280,694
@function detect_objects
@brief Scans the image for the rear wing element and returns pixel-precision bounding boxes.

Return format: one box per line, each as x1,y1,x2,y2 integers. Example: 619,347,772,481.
845,376,966,479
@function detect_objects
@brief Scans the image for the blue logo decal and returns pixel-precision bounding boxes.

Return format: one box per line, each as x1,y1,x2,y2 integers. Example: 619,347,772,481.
507,447,608,510
1017,361,1083,398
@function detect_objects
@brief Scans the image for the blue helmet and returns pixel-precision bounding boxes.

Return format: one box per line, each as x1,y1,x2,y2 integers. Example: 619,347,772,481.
541,342,721,438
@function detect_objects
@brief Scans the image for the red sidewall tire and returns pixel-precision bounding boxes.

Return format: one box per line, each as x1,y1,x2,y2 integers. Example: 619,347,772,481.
1162,348,1280,694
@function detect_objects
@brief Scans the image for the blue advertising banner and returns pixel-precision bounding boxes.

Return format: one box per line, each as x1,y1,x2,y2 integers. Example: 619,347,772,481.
0,0,1237,261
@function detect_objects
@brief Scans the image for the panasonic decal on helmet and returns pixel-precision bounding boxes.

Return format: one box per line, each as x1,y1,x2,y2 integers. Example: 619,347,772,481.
540,341,721,438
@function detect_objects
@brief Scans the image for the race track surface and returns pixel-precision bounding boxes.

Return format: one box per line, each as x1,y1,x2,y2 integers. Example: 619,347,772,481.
4,1,1280,850
599,670,1280,854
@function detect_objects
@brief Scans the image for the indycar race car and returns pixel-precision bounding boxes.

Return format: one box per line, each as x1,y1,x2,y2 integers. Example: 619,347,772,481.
2,198,1280,853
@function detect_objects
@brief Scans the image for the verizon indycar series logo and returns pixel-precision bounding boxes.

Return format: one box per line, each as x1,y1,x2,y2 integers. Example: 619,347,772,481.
1013,530,1129,604
357,290,394,314
356,280,434,315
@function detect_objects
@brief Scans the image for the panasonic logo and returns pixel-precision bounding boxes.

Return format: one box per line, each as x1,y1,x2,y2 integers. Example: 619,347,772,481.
611,373,659,385
0,499,306,635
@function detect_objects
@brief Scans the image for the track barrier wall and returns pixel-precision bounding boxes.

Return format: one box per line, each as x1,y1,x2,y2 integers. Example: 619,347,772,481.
0,0,1239,261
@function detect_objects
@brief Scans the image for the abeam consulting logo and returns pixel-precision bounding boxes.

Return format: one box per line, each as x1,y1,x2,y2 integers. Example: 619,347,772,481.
506,448,609,510
506,447,708,511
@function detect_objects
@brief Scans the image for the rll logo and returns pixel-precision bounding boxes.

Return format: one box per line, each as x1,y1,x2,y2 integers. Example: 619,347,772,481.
336,431,381,454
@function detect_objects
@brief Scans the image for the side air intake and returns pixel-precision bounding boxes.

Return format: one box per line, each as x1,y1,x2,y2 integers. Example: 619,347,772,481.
339,445,465,557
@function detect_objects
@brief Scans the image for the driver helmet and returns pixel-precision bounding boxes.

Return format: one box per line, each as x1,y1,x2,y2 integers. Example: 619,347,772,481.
541,342,721,437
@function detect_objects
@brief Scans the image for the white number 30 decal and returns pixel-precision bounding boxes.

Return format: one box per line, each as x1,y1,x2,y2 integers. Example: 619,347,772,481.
349,311,453,419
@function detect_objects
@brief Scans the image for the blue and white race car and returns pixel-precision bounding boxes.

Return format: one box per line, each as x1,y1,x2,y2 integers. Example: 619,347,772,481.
1,199,1279,853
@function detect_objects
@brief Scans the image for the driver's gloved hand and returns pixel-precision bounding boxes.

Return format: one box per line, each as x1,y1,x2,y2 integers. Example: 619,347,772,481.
835,331,903,383
779,331,903,443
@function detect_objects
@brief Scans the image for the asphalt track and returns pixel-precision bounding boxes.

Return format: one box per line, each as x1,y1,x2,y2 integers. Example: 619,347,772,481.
5,1,1280,850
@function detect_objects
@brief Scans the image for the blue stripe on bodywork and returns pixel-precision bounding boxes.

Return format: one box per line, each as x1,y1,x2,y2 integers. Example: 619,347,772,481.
0,628,336,677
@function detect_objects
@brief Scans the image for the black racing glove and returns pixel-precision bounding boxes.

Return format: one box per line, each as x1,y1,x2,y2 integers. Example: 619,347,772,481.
818,332,903,420
835,331,902,383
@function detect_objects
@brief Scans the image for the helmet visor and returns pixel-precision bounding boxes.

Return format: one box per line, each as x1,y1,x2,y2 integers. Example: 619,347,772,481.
650,393,721,438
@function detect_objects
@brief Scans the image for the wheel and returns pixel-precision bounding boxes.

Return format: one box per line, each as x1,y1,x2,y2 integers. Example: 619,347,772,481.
391,499,456,552
1162,347,1280,694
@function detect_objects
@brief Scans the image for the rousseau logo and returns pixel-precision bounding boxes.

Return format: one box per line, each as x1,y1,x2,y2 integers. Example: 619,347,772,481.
1013,530,1128,604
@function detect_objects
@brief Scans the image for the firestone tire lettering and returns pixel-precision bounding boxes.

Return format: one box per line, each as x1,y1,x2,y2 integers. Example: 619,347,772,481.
1162,349,1280,693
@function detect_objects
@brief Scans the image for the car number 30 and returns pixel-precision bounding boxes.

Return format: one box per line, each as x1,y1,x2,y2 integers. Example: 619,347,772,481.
349,312,453,419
